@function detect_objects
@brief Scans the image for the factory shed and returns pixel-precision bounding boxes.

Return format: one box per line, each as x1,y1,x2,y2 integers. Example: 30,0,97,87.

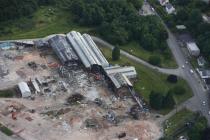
48,35,78,65
66,31,109,70
103,65,137,96
18,82,31,98
104,66,137,79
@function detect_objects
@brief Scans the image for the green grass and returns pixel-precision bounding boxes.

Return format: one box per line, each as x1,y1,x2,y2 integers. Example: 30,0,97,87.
0,89,15,98
120,41,178,68
0,6,91,40
0,123,13,136
164,109,196,137
98,46,192,108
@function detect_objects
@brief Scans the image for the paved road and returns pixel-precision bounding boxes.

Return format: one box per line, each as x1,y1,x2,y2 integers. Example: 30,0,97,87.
92,36,181,76
149,3,210,124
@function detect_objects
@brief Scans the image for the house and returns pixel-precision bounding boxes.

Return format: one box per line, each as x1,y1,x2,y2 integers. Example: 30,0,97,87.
177,33,194,47
186,42,200,57
165,3,175,14
158,0,169,6
18,82,31,98
197,56,206,67
197,68,210,79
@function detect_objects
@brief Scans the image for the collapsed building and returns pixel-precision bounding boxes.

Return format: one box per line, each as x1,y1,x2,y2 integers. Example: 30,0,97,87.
47,31,137,96
48,35,79,65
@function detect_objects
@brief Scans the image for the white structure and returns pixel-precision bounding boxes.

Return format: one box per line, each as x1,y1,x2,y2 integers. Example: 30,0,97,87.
165,3,175,14
197,68,210,79
31,80,41,93
104,65,137,89
197,56,206,67
186,42,200,57
158,0,169,6
67,31,109,68
18,82,31,98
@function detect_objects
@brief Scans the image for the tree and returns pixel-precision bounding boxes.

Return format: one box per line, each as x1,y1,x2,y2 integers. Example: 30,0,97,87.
112,46,120,61
163,91,176,109
202,127,210,140
167,75,178,83
127,0,143,10
188,116,207,140
149,91,164,110
148,55,161,66
171,85,186,95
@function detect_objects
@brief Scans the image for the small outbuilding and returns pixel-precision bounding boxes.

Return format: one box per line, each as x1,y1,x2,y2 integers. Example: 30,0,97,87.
18,82,31,98
186,42,200,57
165,3,175,14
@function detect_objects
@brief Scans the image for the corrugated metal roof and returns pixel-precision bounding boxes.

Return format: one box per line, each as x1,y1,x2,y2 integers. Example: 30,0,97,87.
48,35,78,64
18,82,31,98
67,31,109,68
82,34,109,67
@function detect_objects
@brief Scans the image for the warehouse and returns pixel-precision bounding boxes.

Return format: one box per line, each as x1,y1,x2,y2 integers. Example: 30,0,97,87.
186,42,200,57
48,35,78,65
104,65,137,95
67,31,109,70
18,82,31,98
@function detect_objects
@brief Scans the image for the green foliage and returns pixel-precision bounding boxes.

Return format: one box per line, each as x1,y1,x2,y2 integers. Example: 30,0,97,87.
149,91,164,110
163,91,176,109
0,0,39,22
0,90,15,98
112,46,120,61
188,116,208,140
67,0,168,52
0,123,13,136
148,55,161,66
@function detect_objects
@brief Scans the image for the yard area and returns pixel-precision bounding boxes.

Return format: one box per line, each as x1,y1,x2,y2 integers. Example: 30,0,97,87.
0,6,91,40
98,46,192,107
120,41,178,68
164,109,197,137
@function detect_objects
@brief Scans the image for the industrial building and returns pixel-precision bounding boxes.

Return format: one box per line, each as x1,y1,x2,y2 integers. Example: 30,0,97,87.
67,31,109,69
186,42,200,57
18,82,31,98
103,66,137,95
48,35,78,64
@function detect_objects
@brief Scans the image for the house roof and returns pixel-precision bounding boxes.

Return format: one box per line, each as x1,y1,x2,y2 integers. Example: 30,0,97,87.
187,42,200,51
165,3,173,9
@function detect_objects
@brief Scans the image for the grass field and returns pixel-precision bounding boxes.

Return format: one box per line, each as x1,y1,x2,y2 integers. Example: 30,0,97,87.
0,6,91,40
164,109,196,137
0,123,13,136
120,41,178,68
98,46,193,108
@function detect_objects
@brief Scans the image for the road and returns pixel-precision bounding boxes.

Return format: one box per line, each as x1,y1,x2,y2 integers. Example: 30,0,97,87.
149,3,210,124
92,36,181,76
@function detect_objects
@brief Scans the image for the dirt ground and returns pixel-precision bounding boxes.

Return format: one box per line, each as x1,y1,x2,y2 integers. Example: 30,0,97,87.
0,47,163,140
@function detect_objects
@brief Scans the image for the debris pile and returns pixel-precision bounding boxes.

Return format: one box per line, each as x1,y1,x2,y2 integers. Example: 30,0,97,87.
67,94,84,104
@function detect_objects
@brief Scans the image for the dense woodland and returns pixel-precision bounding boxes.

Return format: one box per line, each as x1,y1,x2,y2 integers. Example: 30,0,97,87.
67,0,168,52
0,0,55,22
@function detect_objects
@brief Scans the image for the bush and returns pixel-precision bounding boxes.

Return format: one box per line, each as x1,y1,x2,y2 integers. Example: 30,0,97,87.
112,46,120,61
149,91,164,110
148,55,161,66
167,74,178,83
163,91,176,109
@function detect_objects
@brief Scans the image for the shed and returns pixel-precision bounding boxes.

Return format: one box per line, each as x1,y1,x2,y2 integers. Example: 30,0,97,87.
18,82,31,98
186,42,200,57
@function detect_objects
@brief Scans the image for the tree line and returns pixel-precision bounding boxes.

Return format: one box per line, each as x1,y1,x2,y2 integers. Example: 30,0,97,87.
0,0,55,22
67,0,168,52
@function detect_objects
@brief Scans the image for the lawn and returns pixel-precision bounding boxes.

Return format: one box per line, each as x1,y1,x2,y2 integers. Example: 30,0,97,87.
98,45,192,107
120,41,178,68
164,109,197,137
0,89,15,98
0,6,92,40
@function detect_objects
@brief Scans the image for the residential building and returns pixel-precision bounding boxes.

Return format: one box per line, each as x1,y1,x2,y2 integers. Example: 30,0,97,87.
158,0,169,6
18,82,31,98
197,56,206,67
165,3,175,14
